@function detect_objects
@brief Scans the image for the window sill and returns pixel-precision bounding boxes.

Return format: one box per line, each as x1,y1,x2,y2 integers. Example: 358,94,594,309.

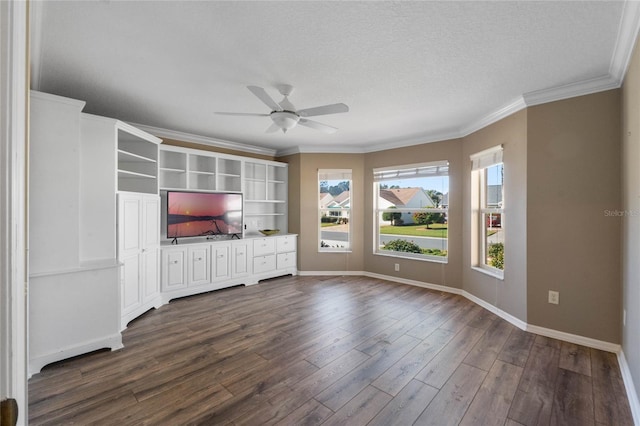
374,251,448,264
471,266,504,280
319,249,353,254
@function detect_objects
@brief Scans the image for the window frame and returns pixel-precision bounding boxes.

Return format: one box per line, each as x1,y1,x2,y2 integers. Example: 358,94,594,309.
318,169,352,253
471,146,504,279
373,161,449,263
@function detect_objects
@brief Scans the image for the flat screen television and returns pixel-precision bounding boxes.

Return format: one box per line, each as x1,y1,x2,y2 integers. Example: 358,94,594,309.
166,191,243,240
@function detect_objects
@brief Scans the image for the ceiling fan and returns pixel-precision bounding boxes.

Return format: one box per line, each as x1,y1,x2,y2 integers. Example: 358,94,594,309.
216,85,349,134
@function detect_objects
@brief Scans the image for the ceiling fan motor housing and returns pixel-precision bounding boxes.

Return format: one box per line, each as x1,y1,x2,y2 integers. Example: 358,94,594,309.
270,111,300,130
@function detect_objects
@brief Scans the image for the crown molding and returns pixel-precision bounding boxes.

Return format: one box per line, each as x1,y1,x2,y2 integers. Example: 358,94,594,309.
30,90,86,110
459,96,527,138
363,128,464,153
522,74,620,107
128,123,278,157
610,0,640,83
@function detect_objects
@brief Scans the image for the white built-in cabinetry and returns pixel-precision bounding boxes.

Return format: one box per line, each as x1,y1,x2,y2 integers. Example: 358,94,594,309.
28,91,295,375
159,234,297,303
158,145,288,235
244,161,288,235
159,145,242,192
28,91,160,375
82,114,162,331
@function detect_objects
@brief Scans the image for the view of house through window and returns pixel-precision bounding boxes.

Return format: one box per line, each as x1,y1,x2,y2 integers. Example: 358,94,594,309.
373,161,449,261
471,145,504,275
318,169,351,251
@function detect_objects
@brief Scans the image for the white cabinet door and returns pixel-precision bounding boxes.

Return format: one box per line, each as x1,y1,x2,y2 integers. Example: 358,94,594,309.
162,249,187,291
231,241,250,278
189,246,210,286
119,195,141,256
118,193,161,329
121,253,141,315
141,195,160,302
118,194,142,316
212,244,231,282
142,195,160,248
142,248,160,301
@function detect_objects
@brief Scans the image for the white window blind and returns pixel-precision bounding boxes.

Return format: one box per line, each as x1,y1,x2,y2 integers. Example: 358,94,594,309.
319,169,352,181
373,160,449,182
470,145,503,170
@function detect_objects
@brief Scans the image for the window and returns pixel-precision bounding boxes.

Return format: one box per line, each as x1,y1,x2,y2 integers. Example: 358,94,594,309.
471,146,504,276
373,161,449,261
318,169,351,251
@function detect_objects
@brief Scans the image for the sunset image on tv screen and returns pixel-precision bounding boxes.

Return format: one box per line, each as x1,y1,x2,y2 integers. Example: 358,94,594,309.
167,192,242,238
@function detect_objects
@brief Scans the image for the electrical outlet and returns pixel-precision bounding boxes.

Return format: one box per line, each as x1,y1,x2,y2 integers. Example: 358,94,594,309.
394,263,400,272
548,290,559,305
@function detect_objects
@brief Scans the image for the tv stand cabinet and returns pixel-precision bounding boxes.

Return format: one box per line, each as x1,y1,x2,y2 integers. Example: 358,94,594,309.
160,234,297,303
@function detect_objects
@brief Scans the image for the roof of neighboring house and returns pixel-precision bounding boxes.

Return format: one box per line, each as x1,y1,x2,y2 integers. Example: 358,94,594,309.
333,191,350,206
319,192,335,208
380,188,426,207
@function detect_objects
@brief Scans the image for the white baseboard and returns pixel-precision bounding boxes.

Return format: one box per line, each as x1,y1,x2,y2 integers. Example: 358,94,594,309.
618,350,640,426
461,288,528,331
29,333,123,377
525,324,621,353
298,270,367,276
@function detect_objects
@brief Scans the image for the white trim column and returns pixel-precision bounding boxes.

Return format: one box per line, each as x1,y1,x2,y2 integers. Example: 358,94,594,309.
0,0,29,424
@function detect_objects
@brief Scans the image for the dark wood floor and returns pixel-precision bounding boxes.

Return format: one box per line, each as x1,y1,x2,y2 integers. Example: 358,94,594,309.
29,275,633,425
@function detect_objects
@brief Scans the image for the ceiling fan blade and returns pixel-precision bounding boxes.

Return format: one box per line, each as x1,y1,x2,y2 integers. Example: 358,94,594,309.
215,112,270,117
298,118,338,134
265,122,280,133
247,86,282,112
297,103,349,117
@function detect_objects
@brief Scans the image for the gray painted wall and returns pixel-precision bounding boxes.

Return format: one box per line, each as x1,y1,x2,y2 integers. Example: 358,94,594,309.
526,90,621,343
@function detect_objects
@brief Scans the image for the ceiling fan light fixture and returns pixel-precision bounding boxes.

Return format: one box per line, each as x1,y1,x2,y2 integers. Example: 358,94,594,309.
270,111,299,130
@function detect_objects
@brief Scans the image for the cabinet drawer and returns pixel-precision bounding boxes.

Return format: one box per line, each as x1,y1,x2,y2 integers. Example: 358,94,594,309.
253,238,276,257
277,252,296,269
253,255,276,274
276,235,296,253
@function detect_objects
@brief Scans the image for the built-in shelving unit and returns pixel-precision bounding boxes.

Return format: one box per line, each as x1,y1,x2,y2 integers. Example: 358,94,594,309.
244,160,288,234
159,145,243,193
117,127,160,194
158,145,288,235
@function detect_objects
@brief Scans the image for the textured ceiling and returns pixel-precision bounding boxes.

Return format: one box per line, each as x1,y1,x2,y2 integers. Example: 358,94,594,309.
31,1,638,155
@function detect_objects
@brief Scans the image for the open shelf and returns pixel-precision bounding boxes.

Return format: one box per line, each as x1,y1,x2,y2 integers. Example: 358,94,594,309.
118,149,156,163
117,127,159,194
118,169,156,179
158,145,288,233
